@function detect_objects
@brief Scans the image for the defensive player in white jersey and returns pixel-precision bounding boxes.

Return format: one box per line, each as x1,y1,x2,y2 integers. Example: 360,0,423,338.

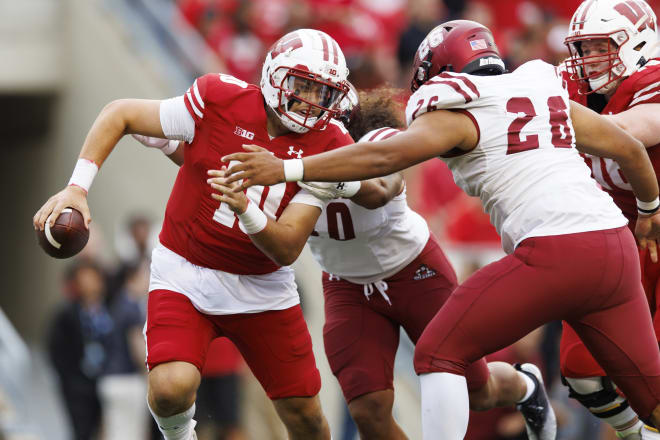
220,20,660,440
33,29,355,440
558,1,660,438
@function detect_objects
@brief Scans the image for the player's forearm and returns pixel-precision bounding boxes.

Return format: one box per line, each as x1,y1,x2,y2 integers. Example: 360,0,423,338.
78,100,130,166
617,144,660,203
350,174,404,209
302,140,409,182
249,220,309,266
80,99,164,167
605,105,660,147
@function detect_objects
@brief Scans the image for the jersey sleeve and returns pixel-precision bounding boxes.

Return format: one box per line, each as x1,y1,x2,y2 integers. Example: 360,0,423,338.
160,96,195,143
159,73,217,144
290,188,327,209
629,61,660,107
405,72,481,125
182,73,214,124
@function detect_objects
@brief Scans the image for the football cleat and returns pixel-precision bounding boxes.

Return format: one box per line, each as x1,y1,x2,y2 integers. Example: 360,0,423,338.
515,363,557,440
641,424,660,439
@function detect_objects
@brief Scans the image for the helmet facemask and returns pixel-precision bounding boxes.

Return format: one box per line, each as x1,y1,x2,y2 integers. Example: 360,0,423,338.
270,66,348,133
565,33,628,95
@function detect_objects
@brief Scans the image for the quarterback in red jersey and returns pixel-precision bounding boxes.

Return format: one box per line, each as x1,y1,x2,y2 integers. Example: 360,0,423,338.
34,29,353,440
559,1,660,438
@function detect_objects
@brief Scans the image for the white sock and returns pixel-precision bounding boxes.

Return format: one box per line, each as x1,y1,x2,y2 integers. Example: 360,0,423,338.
642,425,660,439
516,371,536,403
148,402,197,440
420,372,469,440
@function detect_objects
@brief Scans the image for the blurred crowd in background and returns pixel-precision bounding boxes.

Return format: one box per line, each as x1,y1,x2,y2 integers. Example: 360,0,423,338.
42,0,660,439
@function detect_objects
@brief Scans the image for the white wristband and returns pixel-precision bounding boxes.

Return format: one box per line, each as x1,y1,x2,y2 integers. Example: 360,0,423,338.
637,196,660,215
238,200,268,234
68,158,99,193
340,181,361,198
283,159,304,182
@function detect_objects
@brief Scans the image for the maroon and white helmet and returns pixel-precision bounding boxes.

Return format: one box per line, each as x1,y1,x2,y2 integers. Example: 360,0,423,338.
410,20,505,92
565,0,658,94
261,29,350,133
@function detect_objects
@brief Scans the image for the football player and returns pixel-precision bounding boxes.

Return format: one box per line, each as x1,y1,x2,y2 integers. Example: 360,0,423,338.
34,29,353,440
220,20,660,440
559,1,660,438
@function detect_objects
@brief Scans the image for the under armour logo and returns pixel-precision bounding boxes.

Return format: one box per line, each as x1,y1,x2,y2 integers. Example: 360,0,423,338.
287,146,303,158
336,182,345,190
328,273,341,281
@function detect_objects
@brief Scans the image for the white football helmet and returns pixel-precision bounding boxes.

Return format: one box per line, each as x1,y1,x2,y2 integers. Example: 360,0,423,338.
565,0,658,94
261,29,350,133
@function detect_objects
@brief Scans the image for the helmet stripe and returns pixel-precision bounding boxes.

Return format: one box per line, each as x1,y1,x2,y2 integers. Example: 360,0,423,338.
331,39,340,65
320,33,330,62
581,0,596,29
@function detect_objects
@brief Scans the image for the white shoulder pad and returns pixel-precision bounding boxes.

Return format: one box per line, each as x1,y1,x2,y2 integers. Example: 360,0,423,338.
405,72,481,126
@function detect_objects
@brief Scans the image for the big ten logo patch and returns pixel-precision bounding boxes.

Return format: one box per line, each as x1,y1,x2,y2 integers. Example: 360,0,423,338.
234,126,255,140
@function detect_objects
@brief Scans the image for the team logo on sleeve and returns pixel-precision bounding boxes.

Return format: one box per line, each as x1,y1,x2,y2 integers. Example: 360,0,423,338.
287,146,304,158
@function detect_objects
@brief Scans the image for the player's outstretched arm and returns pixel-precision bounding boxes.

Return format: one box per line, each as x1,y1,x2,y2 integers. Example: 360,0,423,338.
571,100,660,261
33,99,163,231
604,104,660,148
571,100,658,204
223,110,475,191
207,168,321,266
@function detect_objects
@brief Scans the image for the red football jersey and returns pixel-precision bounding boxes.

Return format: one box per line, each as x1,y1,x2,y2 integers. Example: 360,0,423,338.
565,59,660,225
159,73,353,274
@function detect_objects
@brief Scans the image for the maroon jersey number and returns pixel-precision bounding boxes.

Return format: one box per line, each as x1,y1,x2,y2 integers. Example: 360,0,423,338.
506,97,540,154
326,203,356,241
506,96,574,154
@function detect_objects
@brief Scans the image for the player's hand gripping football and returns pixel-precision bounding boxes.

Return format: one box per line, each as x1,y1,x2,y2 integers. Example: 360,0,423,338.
207,166,248,214
635,211,660,263
222,144,285,191
33,185,91,231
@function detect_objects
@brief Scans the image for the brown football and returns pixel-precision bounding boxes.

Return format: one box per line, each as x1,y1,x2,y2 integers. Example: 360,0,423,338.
36,208,89,259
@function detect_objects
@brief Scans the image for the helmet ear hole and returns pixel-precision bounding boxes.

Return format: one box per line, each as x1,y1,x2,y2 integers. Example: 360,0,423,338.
634,41,646,51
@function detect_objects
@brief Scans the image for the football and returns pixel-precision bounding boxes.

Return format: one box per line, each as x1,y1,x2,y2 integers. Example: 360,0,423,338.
36,208,89,259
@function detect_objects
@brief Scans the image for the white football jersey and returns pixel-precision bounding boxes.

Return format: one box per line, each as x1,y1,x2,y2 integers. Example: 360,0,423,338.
405,60,626,254
308,128,430,284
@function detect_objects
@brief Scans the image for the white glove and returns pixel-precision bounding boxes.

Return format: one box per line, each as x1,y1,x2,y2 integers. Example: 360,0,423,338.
297,181,362,200
132,134,179,155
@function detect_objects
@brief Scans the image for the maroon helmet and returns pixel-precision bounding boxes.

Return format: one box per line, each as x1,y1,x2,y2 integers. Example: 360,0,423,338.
411,20,505,92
